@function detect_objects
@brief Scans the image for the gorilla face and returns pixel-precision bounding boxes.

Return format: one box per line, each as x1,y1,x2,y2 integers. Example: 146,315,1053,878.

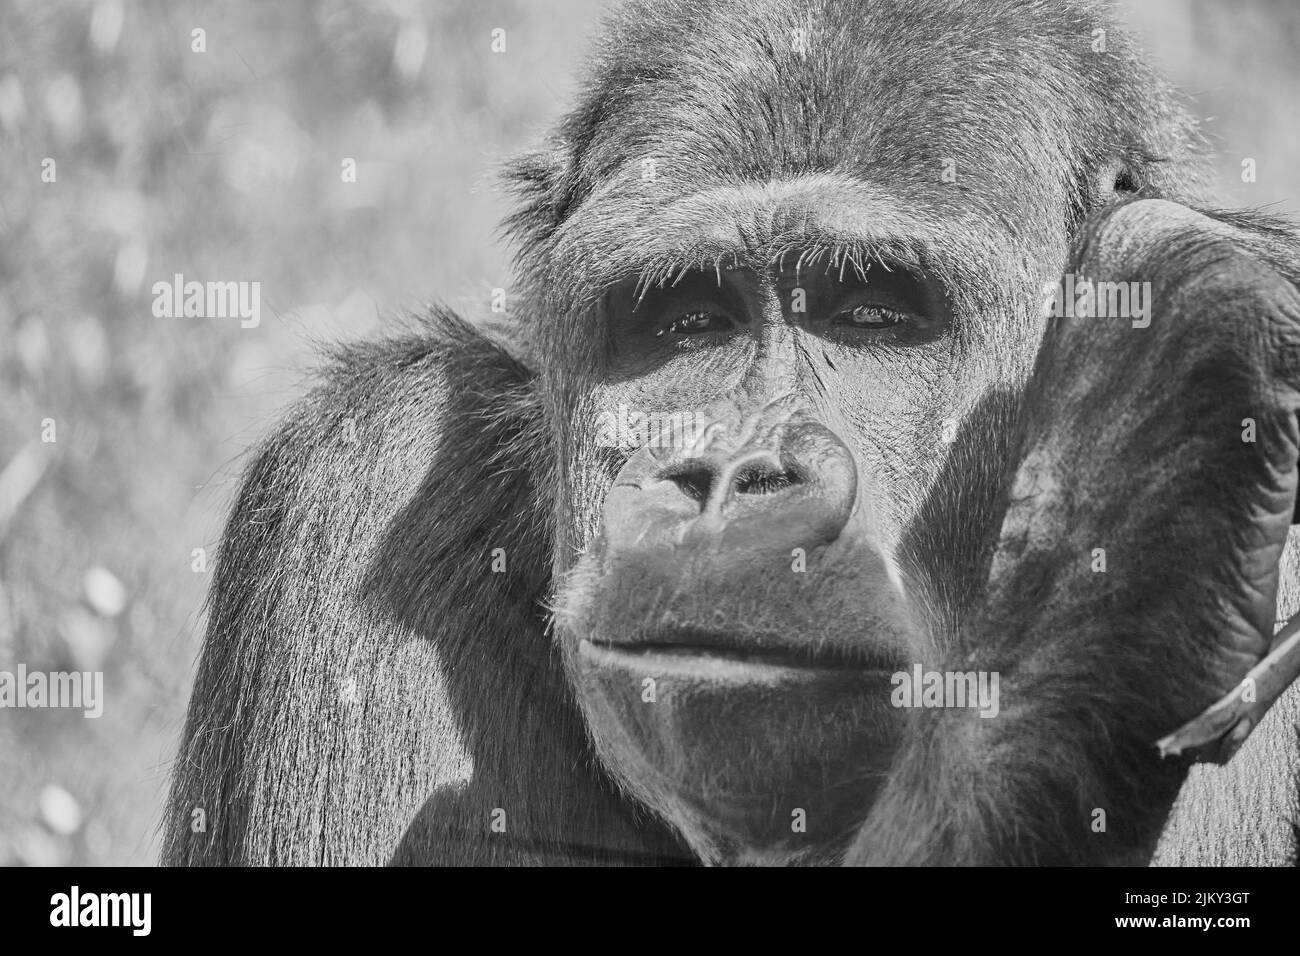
546,176,1042,862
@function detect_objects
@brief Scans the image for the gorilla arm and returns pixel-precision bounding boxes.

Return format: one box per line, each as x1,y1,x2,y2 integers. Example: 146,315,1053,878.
162,309,685,865
847,199,1300,866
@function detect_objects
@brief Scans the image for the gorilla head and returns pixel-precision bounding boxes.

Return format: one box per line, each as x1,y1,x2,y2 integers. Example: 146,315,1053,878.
503,0,1204,863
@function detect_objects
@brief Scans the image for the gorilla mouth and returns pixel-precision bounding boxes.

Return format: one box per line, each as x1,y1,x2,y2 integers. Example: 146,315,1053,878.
582,629,904,674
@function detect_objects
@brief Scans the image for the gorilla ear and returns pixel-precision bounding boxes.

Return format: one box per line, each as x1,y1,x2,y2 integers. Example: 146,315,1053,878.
1095,155,1147,206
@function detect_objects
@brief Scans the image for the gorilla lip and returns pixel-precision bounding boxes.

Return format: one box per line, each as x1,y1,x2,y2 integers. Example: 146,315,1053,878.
582,629,903,673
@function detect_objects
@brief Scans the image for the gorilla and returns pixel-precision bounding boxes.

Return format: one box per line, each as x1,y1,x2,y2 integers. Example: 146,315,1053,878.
164,0,1300,866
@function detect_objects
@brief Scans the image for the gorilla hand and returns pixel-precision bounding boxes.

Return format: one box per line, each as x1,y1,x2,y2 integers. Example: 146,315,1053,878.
847,199,1300,866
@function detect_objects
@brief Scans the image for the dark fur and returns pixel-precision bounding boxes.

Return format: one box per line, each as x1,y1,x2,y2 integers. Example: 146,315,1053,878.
163,311,687,864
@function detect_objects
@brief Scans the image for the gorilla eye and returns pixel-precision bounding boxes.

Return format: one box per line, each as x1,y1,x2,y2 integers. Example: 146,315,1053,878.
659,310,735,337
812,263,950,347
834,305,905,330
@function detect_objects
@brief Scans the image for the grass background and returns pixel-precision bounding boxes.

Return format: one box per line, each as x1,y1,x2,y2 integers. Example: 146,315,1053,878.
0,0,1297,865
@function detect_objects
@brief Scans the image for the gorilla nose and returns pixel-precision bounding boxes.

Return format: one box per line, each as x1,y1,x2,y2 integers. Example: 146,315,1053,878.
661,449,802,518
602,402,858,561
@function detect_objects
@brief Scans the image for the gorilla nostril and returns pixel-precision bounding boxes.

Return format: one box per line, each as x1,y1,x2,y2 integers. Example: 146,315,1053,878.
659,452,800,508
663,461,716,502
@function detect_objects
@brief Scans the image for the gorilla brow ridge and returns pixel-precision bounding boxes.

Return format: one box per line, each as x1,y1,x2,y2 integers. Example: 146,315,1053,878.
629,232,931,306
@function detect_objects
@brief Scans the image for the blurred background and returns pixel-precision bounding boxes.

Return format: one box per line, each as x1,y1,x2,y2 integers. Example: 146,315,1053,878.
0,0,1296,865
